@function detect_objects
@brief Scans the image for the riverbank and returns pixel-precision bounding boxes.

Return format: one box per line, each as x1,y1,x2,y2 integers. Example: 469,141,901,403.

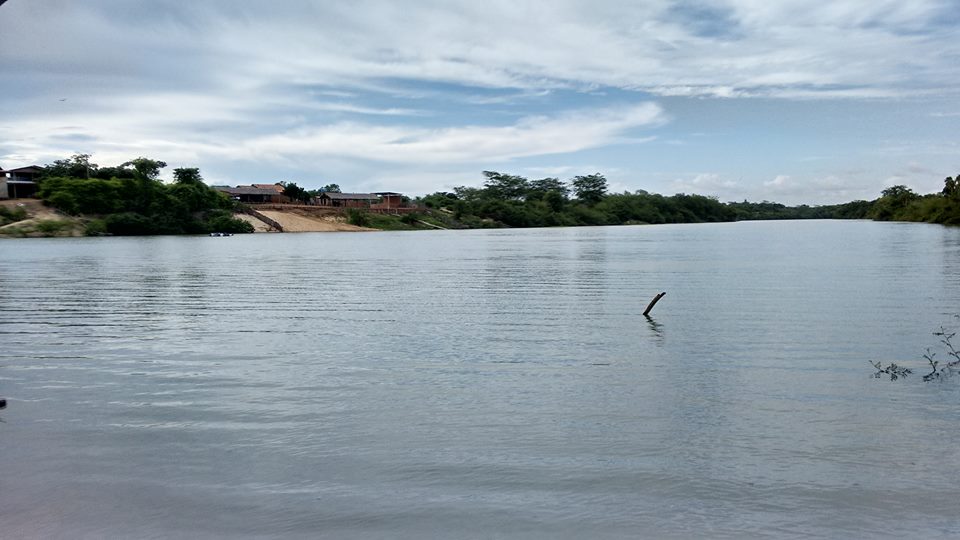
0,199,411,237
254,208,375,232
0,199,84,237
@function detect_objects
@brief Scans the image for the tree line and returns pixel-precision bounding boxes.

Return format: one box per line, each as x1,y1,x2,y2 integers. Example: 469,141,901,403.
415,171,960,229
38,154,254,235
866,178,960,225
416,171,867,228
29,153,960,234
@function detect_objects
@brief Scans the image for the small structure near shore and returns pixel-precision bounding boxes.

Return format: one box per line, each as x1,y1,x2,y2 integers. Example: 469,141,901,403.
372,192,405,210
315,192,381,208
214,186,289,204
0,165,43,199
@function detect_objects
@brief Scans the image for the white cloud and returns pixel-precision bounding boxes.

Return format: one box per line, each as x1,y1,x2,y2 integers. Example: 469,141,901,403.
2,1,959,201
764,175,791,188
757,174,884,204
671,173,741,196
0,101,665,178
4,0,958,101
223,103,664,164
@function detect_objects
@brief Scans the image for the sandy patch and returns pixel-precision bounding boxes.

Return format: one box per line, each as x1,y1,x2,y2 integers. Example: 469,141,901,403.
0,199,83,236
0,198,60,221
233,213,276,232
256,210,375,232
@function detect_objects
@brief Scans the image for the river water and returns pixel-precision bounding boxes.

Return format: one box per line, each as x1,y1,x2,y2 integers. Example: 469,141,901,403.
2,220,960,538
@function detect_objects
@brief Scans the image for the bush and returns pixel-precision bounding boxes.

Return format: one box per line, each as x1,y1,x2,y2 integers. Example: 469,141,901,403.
46,191,79,215
204,212,254,234
0,205,28,225
347,209,370,227
400,212,422,225
34,220,71,236
84,219,108,236
105,212,154,235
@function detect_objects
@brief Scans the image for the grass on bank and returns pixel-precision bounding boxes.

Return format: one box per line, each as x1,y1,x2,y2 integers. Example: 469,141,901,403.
347,209,452,231
0,218,83,238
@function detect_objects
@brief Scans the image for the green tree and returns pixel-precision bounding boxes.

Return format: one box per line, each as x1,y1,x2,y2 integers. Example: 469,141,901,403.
319,183,341,193
173,167,204,185
453,185,484,204
526,177,569,200
44,153,96,179
942,176,959,199
869,185,919,221
281,181,311,203
543,190,565,213
482,171,529,201
571,173,607,204
122,157,167,181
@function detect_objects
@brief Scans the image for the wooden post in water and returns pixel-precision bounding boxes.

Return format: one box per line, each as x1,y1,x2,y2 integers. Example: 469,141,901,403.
643,292,666,317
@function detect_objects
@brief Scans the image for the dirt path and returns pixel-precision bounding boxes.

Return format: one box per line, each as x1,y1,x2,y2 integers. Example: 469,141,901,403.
0,199,82,235
0,199,60,221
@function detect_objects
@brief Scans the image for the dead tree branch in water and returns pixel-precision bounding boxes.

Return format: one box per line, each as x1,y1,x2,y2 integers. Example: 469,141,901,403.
643,292,666,317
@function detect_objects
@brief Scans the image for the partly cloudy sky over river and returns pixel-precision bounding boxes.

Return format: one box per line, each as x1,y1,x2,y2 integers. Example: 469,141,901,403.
2,0,959,203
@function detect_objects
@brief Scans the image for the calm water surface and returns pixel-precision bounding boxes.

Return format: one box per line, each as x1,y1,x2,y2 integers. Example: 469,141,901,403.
2,220,960,538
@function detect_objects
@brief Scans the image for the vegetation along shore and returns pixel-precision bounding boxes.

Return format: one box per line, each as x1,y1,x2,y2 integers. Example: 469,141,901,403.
2,153,959,238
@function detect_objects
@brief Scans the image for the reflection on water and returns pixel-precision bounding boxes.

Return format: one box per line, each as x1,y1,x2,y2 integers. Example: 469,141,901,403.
2,222,960,538
644,314,665,344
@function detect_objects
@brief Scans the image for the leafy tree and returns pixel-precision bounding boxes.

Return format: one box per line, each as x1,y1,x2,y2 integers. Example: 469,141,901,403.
881,185,916,199
870,184,919,221
543,190,566,213
419,191,459,209
281,181,311,203
942,176,960,199
173,167,204,185
44,153,97,179
122,157,167,181
482,171,529,201
526,177,569,200
453,185,484,204
571,173,607,204
319,183,341,193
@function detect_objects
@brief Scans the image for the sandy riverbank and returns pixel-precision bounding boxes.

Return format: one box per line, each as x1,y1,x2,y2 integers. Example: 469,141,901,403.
254,209,375,232
0,199,376,236
0,199,83,236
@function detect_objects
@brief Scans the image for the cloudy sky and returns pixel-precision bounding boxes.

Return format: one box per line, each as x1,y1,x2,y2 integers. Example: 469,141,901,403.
2,0,959,204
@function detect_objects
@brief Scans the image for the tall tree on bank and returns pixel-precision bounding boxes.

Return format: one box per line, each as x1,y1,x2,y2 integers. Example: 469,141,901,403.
281,181,311,203
123,157,167,181
173,167,204,185
571,173,608,204
44,153,97,179
482,171,529,201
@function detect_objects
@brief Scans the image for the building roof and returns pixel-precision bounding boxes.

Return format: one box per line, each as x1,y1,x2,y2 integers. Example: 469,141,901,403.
252,183,285,192
215,186,282,196
373,192,402,196
5,166,43,174
318,192,380,200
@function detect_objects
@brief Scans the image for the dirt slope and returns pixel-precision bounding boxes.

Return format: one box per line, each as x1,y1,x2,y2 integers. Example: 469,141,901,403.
256,209,374,232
